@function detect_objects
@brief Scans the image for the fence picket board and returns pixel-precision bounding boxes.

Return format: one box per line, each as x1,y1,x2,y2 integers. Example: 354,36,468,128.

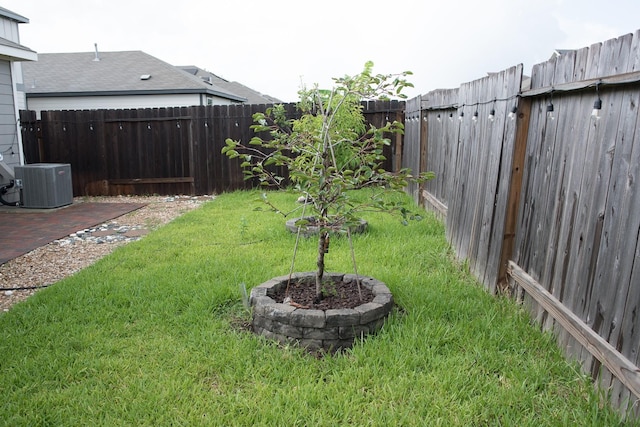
468,77,493,271
629,29,640,73
464,79,484,261
603,33,634,76
485,65,523,290
613,90,640,417
450,85,473,259
473,73,502,284
542,92,590,354
572,47,590,81
404,97,422,203
580,87,640,405
563,37,631,377
584,41,603,79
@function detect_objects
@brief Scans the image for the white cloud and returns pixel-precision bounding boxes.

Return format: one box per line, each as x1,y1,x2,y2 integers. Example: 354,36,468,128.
5,0,640,101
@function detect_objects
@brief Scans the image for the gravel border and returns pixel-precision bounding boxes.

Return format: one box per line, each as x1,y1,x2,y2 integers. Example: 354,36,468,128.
0,195,212,313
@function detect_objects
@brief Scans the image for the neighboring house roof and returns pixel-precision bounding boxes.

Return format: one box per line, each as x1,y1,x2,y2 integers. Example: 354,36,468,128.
22,50,247,102
179,65,282,104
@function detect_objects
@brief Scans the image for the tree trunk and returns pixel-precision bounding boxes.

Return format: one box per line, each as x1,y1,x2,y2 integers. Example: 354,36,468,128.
315,230,329,301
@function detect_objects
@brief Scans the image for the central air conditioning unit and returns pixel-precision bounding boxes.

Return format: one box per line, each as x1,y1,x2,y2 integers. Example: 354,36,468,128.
14,163,73,209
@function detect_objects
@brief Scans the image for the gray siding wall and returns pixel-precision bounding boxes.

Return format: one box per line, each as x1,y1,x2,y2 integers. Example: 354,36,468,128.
0,60,18,187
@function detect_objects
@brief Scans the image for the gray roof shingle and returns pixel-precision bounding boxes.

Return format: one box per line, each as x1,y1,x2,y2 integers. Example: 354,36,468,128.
179,65,282,104
22,50,247,101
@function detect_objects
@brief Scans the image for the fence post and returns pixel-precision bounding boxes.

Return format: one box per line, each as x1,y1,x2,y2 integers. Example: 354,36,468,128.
419,109,428,207
497,97,531,294
187,110,196,195
394,109,403,172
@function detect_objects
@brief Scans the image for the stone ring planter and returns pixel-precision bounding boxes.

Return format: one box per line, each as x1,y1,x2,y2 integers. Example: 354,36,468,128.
249,272,393,353
285,217,368,237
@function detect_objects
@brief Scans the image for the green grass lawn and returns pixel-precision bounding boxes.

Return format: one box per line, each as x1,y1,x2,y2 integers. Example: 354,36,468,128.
0,190,632,426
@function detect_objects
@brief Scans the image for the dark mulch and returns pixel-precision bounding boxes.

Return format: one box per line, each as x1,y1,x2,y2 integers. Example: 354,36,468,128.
273,278,375,310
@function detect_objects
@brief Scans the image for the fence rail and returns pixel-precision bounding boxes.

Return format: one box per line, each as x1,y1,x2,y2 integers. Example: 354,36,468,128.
19,100,403,196
406,29,640,418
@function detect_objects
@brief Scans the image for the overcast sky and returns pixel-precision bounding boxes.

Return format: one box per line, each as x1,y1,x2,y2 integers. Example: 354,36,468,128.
5,0,640,102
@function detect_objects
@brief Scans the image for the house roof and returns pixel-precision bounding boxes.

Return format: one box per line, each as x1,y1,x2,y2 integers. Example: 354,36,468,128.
0,6,29,24
0,36,37,61
22,50,247,101
0,7,37,62
179,65,282,104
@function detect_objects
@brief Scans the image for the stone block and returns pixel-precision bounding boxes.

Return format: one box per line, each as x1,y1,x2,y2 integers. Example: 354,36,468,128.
271,321,303,339
325,308,361,327
253,278,283,296
372,293,394,311
263,303,296,323
251,296,275,315
250,286,268,300
367,317,387,334
303,326,340,340
371,284,392,296
272,333,291,345
256,327,276,340
290,309,326,328
355,302,386,324
342,275,387,291
339,324,370,339
298,338,324,351
252,315,273,331
290,272,316,281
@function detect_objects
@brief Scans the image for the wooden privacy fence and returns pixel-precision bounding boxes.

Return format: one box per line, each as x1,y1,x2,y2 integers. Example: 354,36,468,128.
407,30,640,417
19,100,403,196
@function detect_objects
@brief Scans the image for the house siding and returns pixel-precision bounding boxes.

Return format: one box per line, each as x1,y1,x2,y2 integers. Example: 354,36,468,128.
0,9,32,112
0,59,18,198
27,93,236,118
0,60,16,135
0,7,35,204
0,14,21,43
11,62,26,110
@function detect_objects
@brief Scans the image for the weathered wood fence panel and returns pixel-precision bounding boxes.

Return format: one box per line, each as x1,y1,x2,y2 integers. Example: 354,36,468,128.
417,65,523,293
404,29,640,417
403,96,422,202
513,31,640,414
421,88,458,217
19,101,401,196
17,110,37,163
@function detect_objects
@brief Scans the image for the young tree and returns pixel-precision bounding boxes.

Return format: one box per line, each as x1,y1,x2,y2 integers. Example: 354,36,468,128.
223,61,433,302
